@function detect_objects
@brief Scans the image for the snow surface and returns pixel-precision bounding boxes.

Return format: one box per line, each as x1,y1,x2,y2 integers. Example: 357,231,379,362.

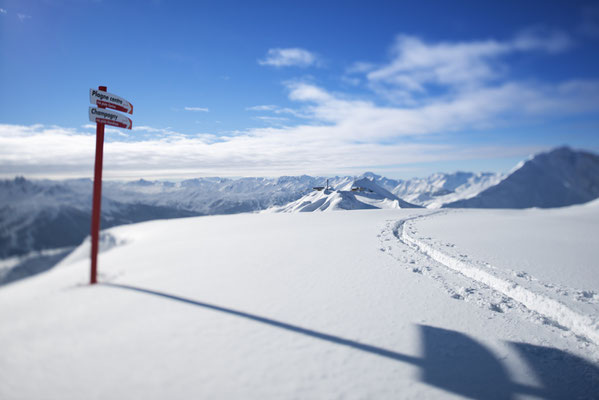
1,209,598,399
400,206,599,345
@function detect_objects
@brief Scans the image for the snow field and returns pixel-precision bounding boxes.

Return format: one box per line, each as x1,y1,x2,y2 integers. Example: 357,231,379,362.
399,206,599,345
1,210,598,398
398,214,599,345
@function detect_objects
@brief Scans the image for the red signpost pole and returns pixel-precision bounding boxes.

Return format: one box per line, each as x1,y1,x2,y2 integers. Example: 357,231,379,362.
90,85,107,284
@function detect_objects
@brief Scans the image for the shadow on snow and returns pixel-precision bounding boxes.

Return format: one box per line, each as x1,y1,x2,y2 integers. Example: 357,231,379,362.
103,282,599,400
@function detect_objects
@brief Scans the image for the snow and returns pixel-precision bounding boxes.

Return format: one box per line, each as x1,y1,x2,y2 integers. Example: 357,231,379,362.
444,146,599,208
1,209,598,399
391,171,504,209
401,204,599,344
266,178,418,212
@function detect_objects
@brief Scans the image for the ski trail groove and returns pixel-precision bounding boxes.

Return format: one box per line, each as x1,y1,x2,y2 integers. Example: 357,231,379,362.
393,215,599,346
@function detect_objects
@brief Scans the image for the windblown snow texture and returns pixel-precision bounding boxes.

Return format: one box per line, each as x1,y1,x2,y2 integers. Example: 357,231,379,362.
444,147,599,209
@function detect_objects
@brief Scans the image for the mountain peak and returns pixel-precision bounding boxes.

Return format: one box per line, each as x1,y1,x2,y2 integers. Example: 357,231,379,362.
444,147,599,209
267,178,419,212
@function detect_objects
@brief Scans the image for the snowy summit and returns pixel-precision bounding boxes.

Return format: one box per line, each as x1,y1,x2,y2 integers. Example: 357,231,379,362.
266,177,420,212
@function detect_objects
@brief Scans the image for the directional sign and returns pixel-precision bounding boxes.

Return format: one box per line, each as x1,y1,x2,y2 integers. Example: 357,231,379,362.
89,107,132,129
89,89,134,114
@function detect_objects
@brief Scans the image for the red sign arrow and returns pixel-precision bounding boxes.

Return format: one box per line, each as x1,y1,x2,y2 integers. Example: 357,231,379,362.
89,107,132,129
90,89,134,114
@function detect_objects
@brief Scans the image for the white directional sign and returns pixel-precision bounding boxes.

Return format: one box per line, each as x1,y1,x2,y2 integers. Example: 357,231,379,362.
89,89,134,114
89,107,133,129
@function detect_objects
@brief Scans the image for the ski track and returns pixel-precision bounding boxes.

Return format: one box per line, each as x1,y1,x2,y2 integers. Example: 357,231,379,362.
378,211,599,348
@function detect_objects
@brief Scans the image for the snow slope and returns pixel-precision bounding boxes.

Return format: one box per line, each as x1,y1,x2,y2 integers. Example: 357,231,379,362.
444,147,599,208
1,210,598,399
267,178,419,212
399,205,599,344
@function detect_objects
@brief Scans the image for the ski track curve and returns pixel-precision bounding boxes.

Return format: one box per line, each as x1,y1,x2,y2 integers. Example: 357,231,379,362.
380,211,599,346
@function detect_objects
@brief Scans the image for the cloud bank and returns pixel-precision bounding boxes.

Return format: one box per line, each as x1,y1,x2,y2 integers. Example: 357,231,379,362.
2,29,598,179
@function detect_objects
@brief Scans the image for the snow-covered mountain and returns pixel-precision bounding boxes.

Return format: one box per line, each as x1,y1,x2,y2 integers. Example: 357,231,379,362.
0,176,347,259
361,171,504,209
266,178,420,212
444,147,599,209
0,177,198,259
392,172,504,208
3,146,597,263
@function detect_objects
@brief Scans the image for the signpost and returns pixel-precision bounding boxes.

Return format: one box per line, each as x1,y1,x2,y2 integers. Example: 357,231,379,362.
89,86,133,284
90,89,134,114
89,107,133,129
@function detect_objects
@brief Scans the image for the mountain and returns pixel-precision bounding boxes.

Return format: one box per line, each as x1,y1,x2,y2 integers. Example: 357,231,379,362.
0,177,199,259
444,147,599,209
0,176,349,259
389,172,504,209
358,171,503,209
267,178,420,212
4,146,596,262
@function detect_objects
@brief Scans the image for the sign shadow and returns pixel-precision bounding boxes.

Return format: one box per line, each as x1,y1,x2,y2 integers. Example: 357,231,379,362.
102,282,599,399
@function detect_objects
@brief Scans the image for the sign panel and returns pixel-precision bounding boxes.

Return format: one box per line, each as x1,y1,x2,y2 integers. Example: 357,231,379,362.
89,107,132,129
89,89,134,114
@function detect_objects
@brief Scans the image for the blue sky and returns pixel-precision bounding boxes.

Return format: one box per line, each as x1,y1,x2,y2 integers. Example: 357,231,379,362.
1,0,599,179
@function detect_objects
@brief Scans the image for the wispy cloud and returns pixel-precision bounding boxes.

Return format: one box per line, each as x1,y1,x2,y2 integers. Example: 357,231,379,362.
1,29,597,179
580,5,599,37
0,8,7,14
246,104,307,118
362,29,572,103
184,107,209,112
17,13,31,21
258,48,318,67
246,105,278,111
253,116,289,126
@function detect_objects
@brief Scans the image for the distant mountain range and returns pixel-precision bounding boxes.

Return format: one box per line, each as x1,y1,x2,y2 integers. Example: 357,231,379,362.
444,147,599,208
1,146,597,261
360,171,504,209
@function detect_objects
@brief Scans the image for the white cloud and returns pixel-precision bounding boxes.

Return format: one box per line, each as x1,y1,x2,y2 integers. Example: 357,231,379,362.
258,48,318,67
184,107,209,112
282,80,599,140
17,13,31,21
132,125,170,133
512,28,572,53
2,123,540,179
0,8,7,14
1,31,596,180
2,72,596,180
246,104,308,118
246,105,278,111
365,30,573,102
254,116,289,125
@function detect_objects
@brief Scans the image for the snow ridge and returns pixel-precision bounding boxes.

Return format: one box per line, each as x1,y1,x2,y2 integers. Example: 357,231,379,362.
395,214,599,345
